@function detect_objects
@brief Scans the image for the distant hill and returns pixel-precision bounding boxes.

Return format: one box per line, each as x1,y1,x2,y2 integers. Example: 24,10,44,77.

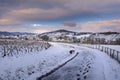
0,31,35,36
38,29,92,39
40,29,92,35
41,29,77,35
38,29,77,38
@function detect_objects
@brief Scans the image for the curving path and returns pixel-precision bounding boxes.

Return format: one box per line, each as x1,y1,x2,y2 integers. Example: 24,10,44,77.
41,45,120,80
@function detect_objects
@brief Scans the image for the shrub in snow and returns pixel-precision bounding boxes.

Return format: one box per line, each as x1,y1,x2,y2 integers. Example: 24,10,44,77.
69,50,75,54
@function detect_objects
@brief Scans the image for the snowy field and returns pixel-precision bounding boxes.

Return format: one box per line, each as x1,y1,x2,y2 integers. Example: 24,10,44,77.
0,40,76,80
0,41,120,80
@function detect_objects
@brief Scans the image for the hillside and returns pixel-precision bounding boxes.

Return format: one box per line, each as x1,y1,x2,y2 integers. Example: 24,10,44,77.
38,29,91,39
91,32,120,41
0,30,120,44
38,30,120,44
0,31,35,36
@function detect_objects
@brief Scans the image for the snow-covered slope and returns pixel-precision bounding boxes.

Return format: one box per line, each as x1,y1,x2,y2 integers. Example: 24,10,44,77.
38,29,92,40
92,33,120,41
75,34,91,39
0,42,75,80
39,30,120,43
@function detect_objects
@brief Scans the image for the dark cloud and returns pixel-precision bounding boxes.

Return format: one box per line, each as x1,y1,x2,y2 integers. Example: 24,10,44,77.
63,21,77,27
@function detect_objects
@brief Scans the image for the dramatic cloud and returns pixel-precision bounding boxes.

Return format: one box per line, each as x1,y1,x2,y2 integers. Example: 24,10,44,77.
7,8,73,21
0,0,120,32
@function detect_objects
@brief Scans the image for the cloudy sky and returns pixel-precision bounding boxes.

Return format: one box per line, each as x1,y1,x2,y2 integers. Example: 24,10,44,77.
0,0,120,33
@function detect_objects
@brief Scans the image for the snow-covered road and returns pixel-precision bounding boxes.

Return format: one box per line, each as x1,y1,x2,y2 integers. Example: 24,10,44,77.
42,43,120,80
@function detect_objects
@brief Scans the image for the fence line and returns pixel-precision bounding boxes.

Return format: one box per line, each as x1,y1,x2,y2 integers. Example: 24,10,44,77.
80,44,120,63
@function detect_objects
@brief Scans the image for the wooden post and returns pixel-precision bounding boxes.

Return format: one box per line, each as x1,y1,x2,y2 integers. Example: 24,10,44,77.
110,49,113,57
102,46,104,51
106,47,108,54
110,49,112,56
112,50,116,58
108,48,110,55
112,49,114,57
106,48,108,54
112,50,114,58
116,51,119,62
105,47,107,53
104,47,106,53
3,46,6,57
118,53,120,63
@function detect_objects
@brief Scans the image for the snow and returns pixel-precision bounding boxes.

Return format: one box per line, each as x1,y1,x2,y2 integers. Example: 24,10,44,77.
101,45,120,52
75,34,91,39
0,42,120,80
0,42,75,80
78,44,120,52
88,48,120,80
93,34,120,41
42,43,120,80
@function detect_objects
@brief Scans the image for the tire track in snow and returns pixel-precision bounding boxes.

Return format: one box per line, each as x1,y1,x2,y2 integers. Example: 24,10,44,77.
36,52,79,80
